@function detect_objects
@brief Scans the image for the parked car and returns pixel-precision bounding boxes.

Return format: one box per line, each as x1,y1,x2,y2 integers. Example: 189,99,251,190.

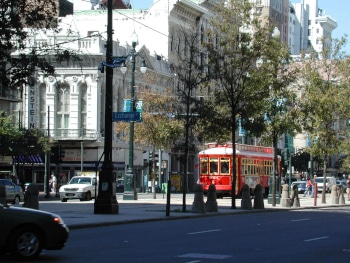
59,174,98,202
0,179,24,204
315,177,336,193
291,181,307,193
282,177,297,185
0,203,69,260
116,179,124,193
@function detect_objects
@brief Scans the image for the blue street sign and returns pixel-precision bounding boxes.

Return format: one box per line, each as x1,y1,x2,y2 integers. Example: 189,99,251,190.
112,112,141,122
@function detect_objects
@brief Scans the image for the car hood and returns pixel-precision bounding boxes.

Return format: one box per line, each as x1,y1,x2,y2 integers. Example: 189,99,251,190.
61,183,91,189
1,205,61,218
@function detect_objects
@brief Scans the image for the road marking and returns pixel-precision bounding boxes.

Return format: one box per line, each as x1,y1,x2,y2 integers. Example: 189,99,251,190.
304,236,329,242
178,253,232,259
188,229,221,235
291,218,310,222
185,261,201,263
342,249,350,253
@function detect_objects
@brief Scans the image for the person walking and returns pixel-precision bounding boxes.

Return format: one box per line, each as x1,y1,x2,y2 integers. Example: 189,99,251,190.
304,178,312,197
50,174,57,193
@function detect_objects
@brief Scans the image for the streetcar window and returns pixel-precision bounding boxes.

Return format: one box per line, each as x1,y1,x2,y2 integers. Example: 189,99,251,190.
220,158,229,174
200,158,208,174
209,158,218,173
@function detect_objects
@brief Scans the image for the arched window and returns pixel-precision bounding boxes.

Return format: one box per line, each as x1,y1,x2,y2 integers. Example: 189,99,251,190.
56,84,70,131
80,83,87,136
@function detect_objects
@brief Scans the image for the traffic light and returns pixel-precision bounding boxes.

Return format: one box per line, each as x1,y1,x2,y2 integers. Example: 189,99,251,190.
59,145,65,162
51,146,59,164
149,150,153,161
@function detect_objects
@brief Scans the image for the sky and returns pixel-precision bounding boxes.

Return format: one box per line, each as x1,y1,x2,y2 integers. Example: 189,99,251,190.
130,0,350,54
317,0,350,54
130,0,153,9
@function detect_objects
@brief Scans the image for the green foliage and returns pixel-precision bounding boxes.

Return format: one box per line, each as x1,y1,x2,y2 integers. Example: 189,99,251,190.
297,36,350,203
292,148,310,173
298,37,350,160
115,89,184,152
1,0,81,89
204,0,285,141
0,111,49,156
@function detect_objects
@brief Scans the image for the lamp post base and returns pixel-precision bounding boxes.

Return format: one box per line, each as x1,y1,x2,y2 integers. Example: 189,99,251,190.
267,175,281,205
267,195,281,205
123,191,135,200
123,169,137,200
94,167,119,214
94,199,119,214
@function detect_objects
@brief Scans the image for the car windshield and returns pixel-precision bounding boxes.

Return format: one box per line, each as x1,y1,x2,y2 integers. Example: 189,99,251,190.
69,177,91,184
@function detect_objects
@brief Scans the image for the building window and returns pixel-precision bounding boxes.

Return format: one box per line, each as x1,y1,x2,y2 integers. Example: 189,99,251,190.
56,84,70,130
80,83,87,135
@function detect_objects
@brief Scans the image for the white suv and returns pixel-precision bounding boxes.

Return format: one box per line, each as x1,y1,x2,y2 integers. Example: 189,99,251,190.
59,175,98,202
315,177,336,193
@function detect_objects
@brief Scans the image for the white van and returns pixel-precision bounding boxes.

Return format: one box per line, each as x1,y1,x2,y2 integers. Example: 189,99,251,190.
315,177,336,193
59,173,98,202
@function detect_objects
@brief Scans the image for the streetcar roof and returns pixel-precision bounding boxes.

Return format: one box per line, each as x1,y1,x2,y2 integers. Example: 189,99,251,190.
198,147,274,158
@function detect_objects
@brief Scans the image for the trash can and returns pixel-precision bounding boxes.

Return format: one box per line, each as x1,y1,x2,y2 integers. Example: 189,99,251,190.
162,183,168,194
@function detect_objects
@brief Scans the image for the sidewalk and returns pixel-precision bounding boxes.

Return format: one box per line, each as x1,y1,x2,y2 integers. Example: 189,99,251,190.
29,192,349,230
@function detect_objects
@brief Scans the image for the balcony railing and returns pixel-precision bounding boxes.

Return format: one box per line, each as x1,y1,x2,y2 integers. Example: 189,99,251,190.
39,129,101,141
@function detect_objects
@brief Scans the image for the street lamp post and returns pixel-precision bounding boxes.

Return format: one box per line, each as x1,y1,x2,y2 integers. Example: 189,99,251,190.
121,32,147,200
269,27,281,207
94,0,118,214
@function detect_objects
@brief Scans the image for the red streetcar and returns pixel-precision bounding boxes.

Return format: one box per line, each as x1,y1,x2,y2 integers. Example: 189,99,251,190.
198,143,281,197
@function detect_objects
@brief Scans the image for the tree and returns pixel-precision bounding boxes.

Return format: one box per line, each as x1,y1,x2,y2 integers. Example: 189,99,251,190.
0,112,22,156
204,0,295,208
256,28,301,205
115,89,183,198
0,111,50,184
169,25,209,212
298,36,350,203
1,0,80,91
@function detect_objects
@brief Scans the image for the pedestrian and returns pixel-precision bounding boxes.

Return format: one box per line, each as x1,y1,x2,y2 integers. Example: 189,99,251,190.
51,174,57,193
304,178,312,197
346,176,350,201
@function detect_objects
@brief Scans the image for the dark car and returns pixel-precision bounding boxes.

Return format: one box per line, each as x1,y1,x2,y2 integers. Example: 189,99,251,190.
0,203,69,260
0,179,24,204
116,179,124,193
291,181,307,194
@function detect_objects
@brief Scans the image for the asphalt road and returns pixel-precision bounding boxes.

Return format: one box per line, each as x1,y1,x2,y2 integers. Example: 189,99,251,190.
2,206,350,263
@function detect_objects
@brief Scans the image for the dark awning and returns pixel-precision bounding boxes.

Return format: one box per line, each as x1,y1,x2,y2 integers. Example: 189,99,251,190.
14,154,43,164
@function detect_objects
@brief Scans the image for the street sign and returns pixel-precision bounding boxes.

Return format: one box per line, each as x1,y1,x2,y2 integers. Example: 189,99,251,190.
123,99,143,120
112,112,141,122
